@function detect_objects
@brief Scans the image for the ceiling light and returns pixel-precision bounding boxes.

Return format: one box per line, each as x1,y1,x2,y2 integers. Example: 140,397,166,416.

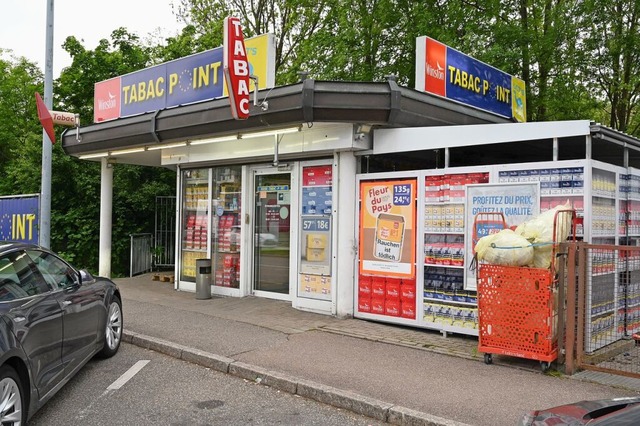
78,152,109,160
146,142,187,151
110,147,145,155
241,126,301,139
190,135,239,146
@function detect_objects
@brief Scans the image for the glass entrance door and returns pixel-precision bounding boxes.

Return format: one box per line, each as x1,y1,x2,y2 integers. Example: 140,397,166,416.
253,171,291,295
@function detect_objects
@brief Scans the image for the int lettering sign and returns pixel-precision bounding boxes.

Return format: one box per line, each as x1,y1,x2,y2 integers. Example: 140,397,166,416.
415,36,527,122
93,34,275,123
223,17,250,120
0,195,39,244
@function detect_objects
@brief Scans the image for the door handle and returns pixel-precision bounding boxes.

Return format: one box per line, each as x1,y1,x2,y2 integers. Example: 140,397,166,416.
13,316,25,323
62,301,72,307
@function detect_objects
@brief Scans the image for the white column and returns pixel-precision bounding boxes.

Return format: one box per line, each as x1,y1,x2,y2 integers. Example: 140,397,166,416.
335,151,357,317
99,158,113,277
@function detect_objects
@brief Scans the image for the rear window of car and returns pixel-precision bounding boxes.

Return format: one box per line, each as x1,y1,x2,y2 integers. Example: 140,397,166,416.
0,251,51,301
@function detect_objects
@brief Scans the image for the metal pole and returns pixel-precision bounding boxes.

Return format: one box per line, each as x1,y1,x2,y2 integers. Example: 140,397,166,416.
40,0,54,248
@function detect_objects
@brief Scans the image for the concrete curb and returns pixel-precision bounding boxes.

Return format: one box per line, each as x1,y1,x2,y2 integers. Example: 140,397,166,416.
123,330,471,426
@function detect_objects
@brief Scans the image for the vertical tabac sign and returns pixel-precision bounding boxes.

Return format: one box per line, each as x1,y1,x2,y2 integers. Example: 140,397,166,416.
224,17,250,120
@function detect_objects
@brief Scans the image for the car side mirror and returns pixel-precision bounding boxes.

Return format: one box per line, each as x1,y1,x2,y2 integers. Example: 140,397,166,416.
79,269,96,286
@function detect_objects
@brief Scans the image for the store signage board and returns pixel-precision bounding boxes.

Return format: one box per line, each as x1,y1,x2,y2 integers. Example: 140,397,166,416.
298,164,333,301
223,16,250,120
359,179,416,279
94,33,275,122
464,183,539,290
0,195,40,244
415,36,527,122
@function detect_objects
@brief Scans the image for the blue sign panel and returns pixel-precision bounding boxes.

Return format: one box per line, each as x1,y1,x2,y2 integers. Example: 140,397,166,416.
0,196,39,244
121,48,225,117
446,47,513,119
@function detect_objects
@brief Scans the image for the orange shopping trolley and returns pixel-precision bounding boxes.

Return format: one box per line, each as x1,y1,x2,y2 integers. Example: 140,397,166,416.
475,209,575,372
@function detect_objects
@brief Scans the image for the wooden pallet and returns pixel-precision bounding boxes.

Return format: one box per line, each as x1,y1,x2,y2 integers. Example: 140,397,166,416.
152,273,174,283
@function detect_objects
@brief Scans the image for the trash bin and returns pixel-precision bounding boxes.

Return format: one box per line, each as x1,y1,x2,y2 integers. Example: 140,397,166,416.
195,258,212,300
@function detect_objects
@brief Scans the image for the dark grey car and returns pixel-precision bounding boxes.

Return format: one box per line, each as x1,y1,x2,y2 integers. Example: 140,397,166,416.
0,242,122,425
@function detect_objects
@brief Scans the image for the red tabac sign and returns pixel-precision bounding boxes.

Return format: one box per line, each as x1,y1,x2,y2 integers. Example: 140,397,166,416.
35,93,55,144
223,17,250,120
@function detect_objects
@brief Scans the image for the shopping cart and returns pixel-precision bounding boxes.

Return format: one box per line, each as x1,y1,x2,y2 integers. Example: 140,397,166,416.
475,209,575,372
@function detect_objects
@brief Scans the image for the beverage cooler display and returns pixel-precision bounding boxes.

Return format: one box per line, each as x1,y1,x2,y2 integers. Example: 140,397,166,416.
180,166,242,289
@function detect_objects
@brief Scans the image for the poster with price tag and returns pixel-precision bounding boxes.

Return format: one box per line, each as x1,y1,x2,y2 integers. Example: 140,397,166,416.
298,164,333,301
300,216,332,276
359,179,416,278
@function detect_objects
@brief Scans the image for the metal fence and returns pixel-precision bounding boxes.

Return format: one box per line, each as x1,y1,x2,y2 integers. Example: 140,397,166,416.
154,196,176,268
565,242,640,379
130,233,153,277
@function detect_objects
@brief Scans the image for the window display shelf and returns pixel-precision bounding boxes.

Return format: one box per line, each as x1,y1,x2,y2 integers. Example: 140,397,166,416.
424,263,464,269
423,297,476,306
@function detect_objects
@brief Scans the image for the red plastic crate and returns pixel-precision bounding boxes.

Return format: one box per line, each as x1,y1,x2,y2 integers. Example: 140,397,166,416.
478,264,558,362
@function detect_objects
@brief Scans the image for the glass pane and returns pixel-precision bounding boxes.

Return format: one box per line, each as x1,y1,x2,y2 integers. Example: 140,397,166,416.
254,173,291,294
181,168,209,282
212,166,242,288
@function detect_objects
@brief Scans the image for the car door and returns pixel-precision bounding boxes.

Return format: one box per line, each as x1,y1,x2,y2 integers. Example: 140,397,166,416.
27,250,106,373
0,250,64,398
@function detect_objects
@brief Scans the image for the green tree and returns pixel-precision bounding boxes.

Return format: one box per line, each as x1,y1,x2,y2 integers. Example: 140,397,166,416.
579,0,640,136
0,54,43,188
53,28,176,275
175,0,332,84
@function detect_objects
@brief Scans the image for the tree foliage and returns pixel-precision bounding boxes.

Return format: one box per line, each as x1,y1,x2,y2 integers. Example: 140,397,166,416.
2,0,640,274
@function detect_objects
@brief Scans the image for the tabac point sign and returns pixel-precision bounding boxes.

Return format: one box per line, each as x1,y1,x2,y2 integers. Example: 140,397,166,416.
415,36,527,122
223,17,251,120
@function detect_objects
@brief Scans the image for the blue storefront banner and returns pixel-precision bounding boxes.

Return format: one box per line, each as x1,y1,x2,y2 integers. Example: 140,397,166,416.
120,48,225,117
416,36,527,122
0,195,40,244
446,48,513,119
94,34,275,122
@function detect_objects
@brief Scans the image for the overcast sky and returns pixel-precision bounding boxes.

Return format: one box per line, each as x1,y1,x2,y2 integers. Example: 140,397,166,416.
1,0,185,77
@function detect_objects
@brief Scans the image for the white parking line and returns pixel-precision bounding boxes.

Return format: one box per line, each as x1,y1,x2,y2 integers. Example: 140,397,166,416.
108,360,150,390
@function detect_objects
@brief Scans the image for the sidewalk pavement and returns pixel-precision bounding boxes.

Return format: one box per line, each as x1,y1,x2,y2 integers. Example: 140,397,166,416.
115,274,640,426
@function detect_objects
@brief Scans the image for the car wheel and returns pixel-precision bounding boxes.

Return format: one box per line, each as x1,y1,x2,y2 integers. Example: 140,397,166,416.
0,365,26,425
98,295,123,358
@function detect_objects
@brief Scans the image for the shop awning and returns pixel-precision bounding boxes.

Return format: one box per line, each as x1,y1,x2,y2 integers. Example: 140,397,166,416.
61,78,509,167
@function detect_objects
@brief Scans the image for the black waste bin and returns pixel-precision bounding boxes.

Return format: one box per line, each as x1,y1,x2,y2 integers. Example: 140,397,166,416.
195,258,212,300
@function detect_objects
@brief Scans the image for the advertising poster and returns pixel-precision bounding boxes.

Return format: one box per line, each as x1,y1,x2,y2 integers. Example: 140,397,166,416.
0,195,40,244
359,179,416,278
464,183,539,289
298,164,333,300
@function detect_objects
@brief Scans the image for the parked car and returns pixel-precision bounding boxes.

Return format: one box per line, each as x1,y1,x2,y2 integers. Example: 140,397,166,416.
0,242,123,424
519,396,640,425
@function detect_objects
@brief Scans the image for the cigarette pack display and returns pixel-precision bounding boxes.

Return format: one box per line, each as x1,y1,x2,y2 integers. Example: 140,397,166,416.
358,297,371,313
306,233,327,248
371,298,385,315
384,299,400,316
385,279,400,298
371,277,386,298
401,301,416,319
